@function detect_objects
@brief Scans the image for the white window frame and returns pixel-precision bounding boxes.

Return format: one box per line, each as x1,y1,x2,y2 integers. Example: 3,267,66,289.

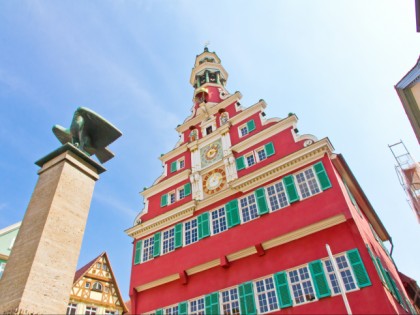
287,265,317,306
164,304,178,315
184,218,199,246
266,181,289,212
254,276,279,314
238,124,249,137
189,296,205,315
178,158,185,170
255,146,268,162
244,152,256,168
178,187,186,200
294,167,321,199
66,303,78,315
92,282,102,292
239,194,259,223
85,306,97,315
168,191,176,204
210,206,228,235
162,227,175,254
323,254,358,295
220,286,240,315
142,236,154,263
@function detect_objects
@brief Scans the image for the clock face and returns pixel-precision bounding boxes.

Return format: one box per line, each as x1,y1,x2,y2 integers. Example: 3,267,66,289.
200,139,223,168
203,168,226,194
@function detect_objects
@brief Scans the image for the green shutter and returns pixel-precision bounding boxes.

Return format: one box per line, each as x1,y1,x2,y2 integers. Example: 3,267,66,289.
283,175,300,203
255,187,269,215
376,257,392,288
247,119,256,132
309,260,331,299
155,309,163,315
274,271,293,308
134,240,142,265
346,249,371,288
184,182,191,196
265,142,275,157
160,194,168,207
388,272,403,304
198,212,210,239
174,223,183,248
205,292,219,315
153,232,161,257
314,162,332,190
226,199,240,228
236,156,245,171
238,282,257,315
170,161,177,173
178,301,188,315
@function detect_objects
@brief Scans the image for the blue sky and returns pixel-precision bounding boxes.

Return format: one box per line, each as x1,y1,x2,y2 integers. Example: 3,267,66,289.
1,1,419,301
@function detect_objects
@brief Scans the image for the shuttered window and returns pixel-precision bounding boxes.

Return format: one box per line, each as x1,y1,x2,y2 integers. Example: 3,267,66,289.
274,271,293,308
160,194,168,207
134,240,142,265
255,187,269,215
309,260,331,298
236,156,245,171
204,292,219,315
174,223,183,248
346,249,371,288
247,119,256,132
184,218,198,245
178,302,188,315
141,236,155,263
153,232,161,257
313,162,332,190
283,175,300,203
239,282,257,315
198,212,210,239
255,277,279,313
226,199,240,228
170,161,177,173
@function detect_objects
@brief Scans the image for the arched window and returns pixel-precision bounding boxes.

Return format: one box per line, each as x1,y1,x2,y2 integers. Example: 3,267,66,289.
92,282,102,292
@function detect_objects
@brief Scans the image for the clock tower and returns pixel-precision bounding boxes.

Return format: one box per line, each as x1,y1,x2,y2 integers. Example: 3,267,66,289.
126,48,415,315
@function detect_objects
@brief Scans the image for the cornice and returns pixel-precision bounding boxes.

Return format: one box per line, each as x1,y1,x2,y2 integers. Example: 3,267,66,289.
229,100,267,126
231,138,334,193
141,168,191,198
158,143,188,163
125,201,196,239
176,92,242,133
134,214,346,292
231,115,298,153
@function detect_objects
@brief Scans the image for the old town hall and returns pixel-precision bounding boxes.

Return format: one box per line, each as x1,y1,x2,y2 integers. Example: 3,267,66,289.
125,48,416,314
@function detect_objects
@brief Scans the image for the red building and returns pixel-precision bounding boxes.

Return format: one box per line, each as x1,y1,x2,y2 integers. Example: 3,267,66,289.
126,48,416,314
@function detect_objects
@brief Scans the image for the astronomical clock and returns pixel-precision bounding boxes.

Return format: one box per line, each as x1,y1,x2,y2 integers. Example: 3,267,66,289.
202,168,226,195
200,139,223,169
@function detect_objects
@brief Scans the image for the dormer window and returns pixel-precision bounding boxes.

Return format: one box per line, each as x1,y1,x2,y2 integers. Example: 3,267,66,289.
92,282,103,292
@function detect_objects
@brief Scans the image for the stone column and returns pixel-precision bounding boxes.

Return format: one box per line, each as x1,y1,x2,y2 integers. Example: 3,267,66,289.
0,143,105,315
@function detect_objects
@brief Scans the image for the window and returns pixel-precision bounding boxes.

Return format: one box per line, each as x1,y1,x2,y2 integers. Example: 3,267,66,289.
142,236,154,262
266,181,289,211
169,192,176,204
240,194,259,223
104,311,116,315
255,277,279,313
240,125,249,137
178,188,185,200
179,159,185,169
324,255,356,294
295,168,320,199
164,305,178,315
288,266,316,305
211,207,228,235
92,282,103,292
102,264,108,271
206,126,213,135
162,228,175,254
256,148,267,162
245,153,256,167
221,288,240,315
238,119,256,137
184,218,198,245
96,262,101,269
66,303,77,315
0,262,5,279
189,297,205,315
85,282,90,288
85,306,97,315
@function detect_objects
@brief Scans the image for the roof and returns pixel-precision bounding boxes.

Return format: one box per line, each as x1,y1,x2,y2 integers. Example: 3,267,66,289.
331,154,391,241
73,252,129,314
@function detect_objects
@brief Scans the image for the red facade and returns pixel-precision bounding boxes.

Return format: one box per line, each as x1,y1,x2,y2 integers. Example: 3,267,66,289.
126,49,415,314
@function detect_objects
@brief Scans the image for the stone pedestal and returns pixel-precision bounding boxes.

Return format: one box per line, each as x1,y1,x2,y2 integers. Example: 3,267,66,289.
0,144,105,315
